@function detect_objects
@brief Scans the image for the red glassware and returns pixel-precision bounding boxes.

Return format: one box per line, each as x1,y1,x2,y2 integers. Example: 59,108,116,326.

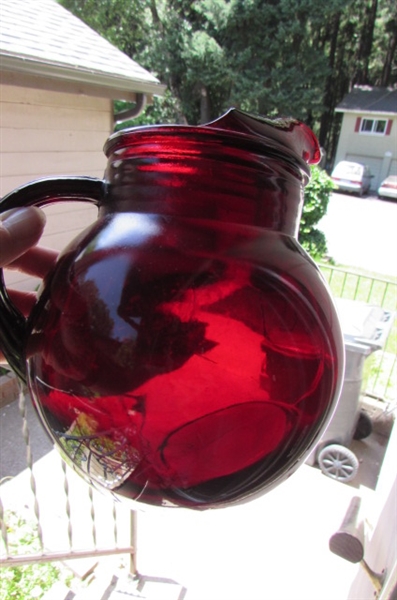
0,109,344,509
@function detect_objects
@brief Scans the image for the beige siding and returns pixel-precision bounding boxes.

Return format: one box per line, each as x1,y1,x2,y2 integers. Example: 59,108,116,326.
1,77,113,292
1,102,111,133
334,113,397,189
1,127,108,153
0,82,111,192
335,113,397,163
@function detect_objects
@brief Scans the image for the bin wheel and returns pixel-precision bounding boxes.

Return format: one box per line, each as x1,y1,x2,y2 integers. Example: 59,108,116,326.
353,411,373,440
317,444,359,483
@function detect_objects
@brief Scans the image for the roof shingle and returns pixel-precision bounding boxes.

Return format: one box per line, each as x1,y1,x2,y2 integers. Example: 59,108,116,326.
0,0,164,96
335,86,397,115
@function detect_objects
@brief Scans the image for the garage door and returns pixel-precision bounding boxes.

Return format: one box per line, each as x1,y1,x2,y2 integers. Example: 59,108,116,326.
389,159,397,176
346,154,382,190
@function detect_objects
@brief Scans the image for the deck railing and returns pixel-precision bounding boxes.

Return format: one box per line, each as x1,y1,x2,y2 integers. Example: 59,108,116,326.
0,387,137,575
319,263,397,407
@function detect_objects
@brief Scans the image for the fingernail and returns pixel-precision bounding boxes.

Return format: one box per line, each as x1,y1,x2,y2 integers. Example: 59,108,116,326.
0,207,46,240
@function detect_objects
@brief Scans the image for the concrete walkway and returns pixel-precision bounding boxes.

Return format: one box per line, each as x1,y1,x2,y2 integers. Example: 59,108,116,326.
319,193,397,278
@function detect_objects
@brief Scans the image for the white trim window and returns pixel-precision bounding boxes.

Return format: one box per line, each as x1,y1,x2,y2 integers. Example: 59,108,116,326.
359,118,387,135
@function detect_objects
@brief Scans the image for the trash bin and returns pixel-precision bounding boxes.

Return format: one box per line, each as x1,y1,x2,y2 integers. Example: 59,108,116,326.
306,298,394,483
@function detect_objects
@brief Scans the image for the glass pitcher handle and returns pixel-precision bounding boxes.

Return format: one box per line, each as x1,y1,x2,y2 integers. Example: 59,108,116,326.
0,176,104,381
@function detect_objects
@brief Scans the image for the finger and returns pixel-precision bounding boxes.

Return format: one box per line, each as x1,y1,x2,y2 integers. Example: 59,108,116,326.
7,289,38,316
7,246,58,279
0,207,46,267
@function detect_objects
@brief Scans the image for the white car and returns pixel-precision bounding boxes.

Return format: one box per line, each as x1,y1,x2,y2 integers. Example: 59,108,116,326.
331,161,372,196
378,175,397,200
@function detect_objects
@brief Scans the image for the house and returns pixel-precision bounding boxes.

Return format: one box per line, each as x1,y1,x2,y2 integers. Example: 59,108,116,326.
0,0,165,292
334,86,397,190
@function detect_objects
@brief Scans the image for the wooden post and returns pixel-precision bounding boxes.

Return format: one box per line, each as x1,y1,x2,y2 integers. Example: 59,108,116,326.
129,509,138,576
329,496,386,595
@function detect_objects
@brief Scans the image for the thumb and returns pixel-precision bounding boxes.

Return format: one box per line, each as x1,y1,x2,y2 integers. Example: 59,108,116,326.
0,207,46,267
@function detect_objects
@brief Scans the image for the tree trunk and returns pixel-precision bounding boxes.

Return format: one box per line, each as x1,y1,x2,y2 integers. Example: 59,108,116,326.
319,14,341,148
353,0,378,84
381,20,397,86
200,86,211,124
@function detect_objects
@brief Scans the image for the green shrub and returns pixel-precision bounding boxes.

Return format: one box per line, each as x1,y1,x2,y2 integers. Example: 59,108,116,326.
300,165,335,259
0,512,72,600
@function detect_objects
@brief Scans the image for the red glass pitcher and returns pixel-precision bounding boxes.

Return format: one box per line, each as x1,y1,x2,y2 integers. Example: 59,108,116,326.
0,109,344,509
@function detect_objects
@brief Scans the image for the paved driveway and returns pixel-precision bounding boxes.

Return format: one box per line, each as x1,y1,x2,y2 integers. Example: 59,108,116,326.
318,192,397,277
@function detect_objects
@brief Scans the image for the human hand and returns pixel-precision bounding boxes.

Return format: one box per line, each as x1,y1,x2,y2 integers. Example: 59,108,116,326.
0,207,58,363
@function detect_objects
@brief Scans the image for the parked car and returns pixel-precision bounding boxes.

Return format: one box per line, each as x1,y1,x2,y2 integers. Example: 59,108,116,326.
331,161,372,196
378,175,397,200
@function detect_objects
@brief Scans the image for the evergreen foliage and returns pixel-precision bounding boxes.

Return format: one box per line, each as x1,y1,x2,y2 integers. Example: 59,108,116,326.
60,0,396,144
301,166,335,258
59,0,396,257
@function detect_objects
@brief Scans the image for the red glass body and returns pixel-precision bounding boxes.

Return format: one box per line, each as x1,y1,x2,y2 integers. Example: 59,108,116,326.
25,113,343,509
